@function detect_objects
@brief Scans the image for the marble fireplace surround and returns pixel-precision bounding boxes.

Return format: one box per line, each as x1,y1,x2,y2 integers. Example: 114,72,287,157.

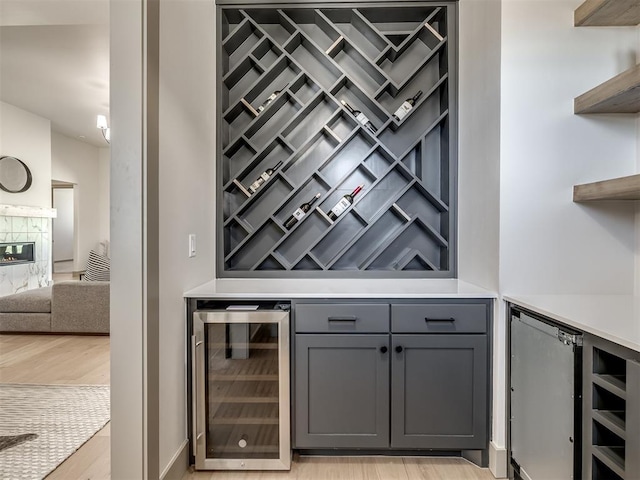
0,205,57,296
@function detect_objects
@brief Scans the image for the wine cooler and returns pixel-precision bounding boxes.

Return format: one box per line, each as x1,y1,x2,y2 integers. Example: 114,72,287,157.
192,305,291,470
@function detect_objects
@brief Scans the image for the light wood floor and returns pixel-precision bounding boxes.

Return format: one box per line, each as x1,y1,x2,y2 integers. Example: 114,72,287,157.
0,334,496,480
183,455,496,479
0,334,111,479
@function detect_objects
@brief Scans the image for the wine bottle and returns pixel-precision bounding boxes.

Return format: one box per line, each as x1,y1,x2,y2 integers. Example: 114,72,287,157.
257,83,289,113
392,90,423,122
248,161,283,193
284,193,321,230
341,100,377,134
327,185,363,220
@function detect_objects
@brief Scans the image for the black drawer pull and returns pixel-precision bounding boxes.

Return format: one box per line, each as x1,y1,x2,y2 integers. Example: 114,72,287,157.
327,316,357,322
380,346,388,353
425,317,455,322
395,345,403,353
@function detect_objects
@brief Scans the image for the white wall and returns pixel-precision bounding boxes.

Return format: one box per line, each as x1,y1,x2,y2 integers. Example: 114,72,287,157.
0,102,51,208
98,147,110,246
457,0,501,292
500,0,637,295
158,0,216,474
51,132,109,270
457,2,503,470
110,0,146,476
109,0,217,475
52,187,74,261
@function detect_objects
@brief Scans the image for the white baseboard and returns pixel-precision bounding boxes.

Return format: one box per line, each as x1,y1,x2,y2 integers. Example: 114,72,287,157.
160,440,189,480
489,441,508,478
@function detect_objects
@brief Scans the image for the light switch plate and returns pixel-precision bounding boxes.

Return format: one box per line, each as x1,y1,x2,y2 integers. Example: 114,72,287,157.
188,234,196,258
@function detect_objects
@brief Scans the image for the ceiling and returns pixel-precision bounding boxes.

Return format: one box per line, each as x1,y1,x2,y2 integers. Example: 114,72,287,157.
0,0,110,148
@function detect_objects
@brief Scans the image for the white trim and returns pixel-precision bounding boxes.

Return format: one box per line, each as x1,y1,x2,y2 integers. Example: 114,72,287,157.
160,440,189,480
0,204,57,218
489,441,508,478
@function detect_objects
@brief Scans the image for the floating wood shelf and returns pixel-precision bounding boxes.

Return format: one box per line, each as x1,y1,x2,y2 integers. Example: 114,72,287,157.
573,173,640,201
574,64,640,114
575,0,640,26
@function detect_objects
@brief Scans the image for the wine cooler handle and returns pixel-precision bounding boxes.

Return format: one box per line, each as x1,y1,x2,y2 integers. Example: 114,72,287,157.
425,317,456,322
327,316,357,322
191,336,204,458
191,335,197,457
380,346,388,353
395,345,403,353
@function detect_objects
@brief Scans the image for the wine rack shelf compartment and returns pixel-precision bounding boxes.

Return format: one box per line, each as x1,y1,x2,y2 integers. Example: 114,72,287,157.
584,338,640,480
218,2,456,276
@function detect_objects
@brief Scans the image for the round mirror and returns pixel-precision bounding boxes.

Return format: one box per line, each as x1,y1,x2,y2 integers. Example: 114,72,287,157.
0,156,32,193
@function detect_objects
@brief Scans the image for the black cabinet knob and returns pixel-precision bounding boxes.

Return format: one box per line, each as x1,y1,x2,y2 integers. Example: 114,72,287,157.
395,346,403,353
380,346,388,353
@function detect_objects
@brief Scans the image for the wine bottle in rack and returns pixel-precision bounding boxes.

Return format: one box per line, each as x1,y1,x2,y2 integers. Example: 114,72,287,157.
392,90,423,122
257,83,289,113
248,160,283,194
341,100,377,134
284,193,321,230
327,185,363,221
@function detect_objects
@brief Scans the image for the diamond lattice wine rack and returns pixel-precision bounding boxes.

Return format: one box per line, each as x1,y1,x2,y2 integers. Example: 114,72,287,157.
218,2,457,277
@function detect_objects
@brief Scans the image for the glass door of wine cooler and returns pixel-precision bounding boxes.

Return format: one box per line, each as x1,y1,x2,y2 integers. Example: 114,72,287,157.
192,308,290,470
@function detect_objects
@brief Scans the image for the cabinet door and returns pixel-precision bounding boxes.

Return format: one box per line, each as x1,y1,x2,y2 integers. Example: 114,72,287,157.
295,334,389,448
391,334,487,449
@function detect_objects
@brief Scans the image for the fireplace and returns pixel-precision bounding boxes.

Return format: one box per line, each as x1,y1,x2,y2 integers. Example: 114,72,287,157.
0,242,36,266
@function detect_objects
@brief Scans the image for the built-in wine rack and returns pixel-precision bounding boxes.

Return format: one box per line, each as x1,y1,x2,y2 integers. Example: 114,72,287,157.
584,336,640,480
217,3,457,276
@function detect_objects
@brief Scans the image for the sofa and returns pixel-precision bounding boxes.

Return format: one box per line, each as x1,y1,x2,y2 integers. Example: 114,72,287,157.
0,281,109,334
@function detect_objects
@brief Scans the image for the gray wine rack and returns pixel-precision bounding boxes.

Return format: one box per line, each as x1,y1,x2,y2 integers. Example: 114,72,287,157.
217,2,457,277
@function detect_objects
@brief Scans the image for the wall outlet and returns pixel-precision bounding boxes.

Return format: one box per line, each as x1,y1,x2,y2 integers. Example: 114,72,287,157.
188,234,196,258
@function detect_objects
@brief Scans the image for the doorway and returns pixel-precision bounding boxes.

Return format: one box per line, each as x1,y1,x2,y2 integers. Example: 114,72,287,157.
51,182,75,279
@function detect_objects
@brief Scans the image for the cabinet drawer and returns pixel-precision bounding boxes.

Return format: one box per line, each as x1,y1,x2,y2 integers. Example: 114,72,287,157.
391,303,487,333
295,304,389,333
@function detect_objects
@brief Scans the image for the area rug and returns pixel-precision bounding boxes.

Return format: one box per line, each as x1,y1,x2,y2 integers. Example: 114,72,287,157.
0,384,110,480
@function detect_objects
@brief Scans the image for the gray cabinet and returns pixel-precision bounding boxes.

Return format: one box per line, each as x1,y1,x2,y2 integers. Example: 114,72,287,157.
391,334,487,449
294,334,389,448
293,300,490,454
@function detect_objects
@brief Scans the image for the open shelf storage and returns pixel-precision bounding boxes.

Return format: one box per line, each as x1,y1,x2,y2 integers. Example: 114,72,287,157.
572,2,640,205
573,174,640,201
575,0,640,26
217,3,457,276
574,64,640,114
584,336,640,480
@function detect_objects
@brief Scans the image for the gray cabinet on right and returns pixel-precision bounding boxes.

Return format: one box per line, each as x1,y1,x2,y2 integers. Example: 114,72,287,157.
391,334,487,449
390,304,488,450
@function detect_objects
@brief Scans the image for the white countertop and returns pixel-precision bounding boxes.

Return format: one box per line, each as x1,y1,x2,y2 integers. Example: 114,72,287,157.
504,294,640,353
185,278,497,299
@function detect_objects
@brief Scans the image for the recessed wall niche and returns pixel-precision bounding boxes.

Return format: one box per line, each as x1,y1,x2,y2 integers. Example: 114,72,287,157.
217,2,457,277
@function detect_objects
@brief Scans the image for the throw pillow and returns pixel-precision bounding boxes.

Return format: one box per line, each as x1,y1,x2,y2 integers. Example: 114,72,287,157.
84,250,110,281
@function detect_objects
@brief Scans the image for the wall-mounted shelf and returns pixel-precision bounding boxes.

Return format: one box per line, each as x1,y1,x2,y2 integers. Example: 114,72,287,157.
575,0,640,26
217,3,456,277
573,174,640,201
572,5,640,206
574,64,640,114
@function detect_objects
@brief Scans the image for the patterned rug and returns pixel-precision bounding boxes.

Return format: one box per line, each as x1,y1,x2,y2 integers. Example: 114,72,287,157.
0,384,110,480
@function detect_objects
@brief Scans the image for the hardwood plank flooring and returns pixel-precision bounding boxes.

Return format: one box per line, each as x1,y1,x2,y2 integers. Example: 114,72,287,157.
0,334,110,385
0,334,111,479
0,334,496,480
183,455,496,480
